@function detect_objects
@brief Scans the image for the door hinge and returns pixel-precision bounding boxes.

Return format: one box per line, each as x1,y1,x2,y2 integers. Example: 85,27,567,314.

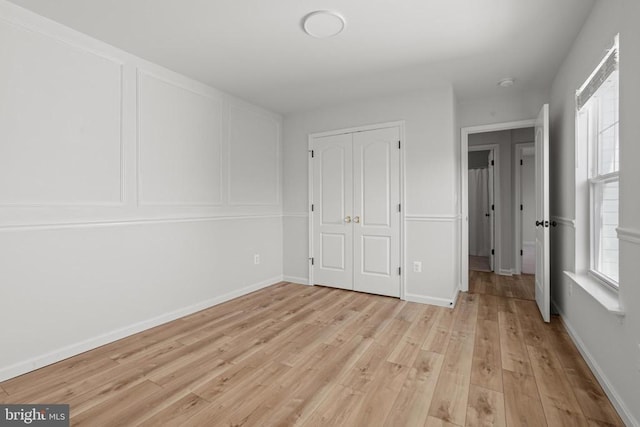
398,203,401,212
520,250,523,256
520,204,523,211
398,267,401,275
398,140,401,149
309,257,314,265
311,204,314,212
310,150,314,158
491,249,495,255
491,204,494,211
491,160,494,166
520,159,523,166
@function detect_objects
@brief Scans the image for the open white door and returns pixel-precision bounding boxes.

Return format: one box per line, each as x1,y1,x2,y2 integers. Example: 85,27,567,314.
488,151,495,272
534,104,550,322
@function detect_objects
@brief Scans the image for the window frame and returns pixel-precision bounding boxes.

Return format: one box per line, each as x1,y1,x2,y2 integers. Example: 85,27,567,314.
578,39,620,290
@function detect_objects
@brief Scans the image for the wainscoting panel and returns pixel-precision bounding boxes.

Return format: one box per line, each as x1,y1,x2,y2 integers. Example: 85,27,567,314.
0,1,284,382
137,70,224,206
228,105,281,206
0,17,123,206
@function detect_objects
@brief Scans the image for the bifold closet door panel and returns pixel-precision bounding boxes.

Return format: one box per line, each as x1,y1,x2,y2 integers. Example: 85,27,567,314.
312,133,354,290
353,127,401,297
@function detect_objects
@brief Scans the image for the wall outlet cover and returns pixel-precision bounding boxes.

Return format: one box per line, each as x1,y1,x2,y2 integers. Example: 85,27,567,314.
413,261,422,273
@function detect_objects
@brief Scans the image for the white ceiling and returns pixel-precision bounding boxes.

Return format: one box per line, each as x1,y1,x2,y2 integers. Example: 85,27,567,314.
7,0,595,114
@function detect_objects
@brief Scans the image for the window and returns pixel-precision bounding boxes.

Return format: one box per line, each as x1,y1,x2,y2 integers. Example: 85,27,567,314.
576,36,619,288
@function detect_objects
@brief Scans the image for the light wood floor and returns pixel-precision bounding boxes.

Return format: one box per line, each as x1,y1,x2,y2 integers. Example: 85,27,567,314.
0,276,623,426
469,256,491,272
469,270,536,301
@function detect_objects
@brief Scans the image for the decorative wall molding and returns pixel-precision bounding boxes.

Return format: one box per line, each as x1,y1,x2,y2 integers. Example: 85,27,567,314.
136,68,224,207
0,1,287,386
404,214,458,222
0,214,284,232
227,104,281,206
283,212,309,218
551,215,576,228
0,275,283,383
0,16,125,207
617,227,640,245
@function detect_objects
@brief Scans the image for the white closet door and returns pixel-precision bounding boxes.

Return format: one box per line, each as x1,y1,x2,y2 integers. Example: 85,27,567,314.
312,133,354,290
353,127,401,297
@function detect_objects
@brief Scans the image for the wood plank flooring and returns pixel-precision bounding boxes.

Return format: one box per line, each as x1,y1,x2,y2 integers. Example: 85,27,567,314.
0,273,624,426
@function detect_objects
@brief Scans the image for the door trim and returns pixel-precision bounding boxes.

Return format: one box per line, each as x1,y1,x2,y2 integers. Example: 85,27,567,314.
460,119,536,292
308,121,406,299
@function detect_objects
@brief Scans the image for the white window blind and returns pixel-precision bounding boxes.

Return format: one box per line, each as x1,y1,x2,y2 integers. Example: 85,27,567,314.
577,37,618,111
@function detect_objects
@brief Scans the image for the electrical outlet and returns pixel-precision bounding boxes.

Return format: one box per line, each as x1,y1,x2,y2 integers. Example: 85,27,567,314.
413,261,422,273
254,254,260,265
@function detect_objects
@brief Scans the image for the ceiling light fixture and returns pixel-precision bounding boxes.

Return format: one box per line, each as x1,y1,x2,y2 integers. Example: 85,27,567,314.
498,78,515,88
303,11,345,38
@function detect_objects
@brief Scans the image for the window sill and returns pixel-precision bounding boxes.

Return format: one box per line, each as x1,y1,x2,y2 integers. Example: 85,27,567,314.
563,271,624,316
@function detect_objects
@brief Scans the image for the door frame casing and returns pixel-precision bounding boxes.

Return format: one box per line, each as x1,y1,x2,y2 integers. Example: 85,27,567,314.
308,120,406,299
467,144,500,273
460,119,536,292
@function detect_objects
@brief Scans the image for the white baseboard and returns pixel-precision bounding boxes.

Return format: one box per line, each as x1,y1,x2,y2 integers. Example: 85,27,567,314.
0,275,283,383
552,301,638,427
405,291,457,308
283,275,309,285
451,287,461,307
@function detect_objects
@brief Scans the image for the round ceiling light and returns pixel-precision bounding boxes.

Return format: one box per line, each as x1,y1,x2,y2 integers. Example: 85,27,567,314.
498,77,515,88
303,11,345,38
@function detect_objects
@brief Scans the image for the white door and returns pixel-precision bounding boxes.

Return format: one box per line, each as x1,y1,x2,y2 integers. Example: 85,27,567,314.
488,150,495,272
311,126,401,298
312,133,353,290
353,127,401,297
534,104,550,322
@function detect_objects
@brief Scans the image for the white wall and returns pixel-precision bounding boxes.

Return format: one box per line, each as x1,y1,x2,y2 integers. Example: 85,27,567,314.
549,0,640,424
283,88,459,306
458,90,549,128
0,1,283,381
468,128,534,275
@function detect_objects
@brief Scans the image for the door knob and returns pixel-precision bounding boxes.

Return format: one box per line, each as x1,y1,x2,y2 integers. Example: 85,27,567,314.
354,216,360,223
345,216,351,223
536,220,544,227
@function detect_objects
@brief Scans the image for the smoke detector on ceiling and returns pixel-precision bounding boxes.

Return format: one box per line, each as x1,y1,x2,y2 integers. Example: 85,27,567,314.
303,11,345,38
